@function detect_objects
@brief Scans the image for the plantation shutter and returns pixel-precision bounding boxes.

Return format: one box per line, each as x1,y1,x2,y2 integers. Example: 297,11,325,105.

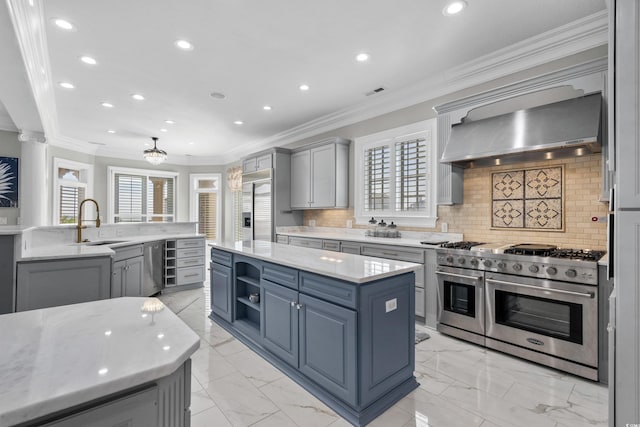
395,138,427,211
59,186,86,224
198,192,217,239
115,173,145,222
363,145,391,211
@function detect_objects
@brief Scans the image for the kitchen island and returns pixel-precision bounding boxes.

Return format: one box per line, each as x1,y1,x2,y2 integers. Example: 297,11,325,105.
209,240,421,426
0,297,199,427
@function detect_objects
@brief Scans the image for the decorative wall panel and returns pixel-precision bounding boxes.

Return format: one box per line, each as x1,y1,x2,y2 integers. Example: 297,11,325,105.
492,166,563,230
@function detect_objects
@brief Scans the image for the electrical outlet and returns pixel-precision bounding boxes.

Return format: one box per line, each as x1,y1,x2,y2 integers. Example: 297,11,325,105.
0,217,7,225
441,222,448,232
309,219,316,227
346,220,353,228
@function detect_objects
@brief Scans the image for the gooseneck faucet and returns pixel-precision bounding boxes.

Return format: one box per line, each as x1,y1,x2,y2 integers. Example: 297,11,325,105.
77,198,101,243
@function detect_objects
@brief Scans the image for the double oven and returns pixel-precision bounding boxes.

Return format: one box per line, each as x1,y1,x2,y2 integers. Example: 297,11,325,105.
436,243,603,381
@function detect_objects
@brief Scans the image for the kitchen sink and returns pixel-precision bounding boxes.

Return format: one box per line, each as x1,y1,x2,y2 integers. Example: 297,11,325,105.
84,240,129,246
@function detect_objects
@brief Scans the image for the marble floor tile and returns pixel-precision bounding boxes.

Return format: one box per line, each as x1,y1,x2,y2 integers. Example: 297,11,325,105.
204,371,280,426
160,286,609,427
259,376,340,427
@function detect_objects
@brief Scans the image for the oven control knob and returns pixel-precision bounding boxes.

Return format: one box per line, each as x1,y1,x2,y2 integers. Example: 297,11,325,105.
446,256,454,263
546,267,558,275
497,262,506,269
565,269,577,278
513,263,522,271
529,265,539,273
470,258,479,266
458,257,466,265
483,260,492,267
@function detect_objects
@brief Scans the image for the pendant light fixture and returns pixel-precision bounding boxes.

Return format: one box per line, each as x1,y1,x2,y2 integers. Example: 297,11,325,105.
143,137,167,165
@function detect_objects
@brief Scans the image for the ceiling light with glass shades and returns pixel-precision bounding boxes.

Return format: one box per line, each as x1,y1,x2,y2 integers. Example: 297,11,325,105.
143,137,167,165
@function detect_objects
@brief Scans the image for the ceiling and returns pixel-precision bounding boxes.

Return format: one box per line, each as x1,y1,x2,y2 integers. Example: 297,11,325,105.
1,0,606,164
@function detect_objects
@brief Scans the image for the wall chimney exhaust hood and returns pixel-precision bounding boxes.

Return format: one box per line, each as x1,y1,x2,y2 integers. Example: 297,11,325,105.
440,93,602,168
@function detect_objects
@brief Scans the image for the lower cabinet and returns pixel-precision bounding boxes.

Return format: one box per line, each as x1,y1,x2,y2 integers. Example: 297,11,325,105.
261,280,299,367
16,256,111,311
111,246,144,298
210,262,233,322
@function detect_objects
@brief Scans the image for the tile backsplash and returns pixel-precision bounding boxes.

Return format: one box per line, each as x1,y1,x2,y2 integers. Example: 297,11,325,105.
304,154,608,249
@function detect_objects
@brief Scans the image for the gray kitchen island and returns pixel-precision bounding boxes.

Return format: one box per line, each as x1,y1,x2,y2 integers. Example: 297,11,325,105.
209,240,421,426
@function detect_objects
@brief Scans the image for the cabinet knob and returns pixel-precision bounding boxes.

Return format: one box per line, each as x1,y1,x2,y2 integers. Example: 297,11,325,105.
290,301,296,307
296,303,304,310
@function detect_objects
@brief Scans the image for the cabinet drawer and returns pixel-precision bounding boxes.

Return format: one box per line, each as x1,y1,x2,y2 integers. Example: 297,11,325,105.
177,266,204,284
361,244,424,263
113,244,144,262
289,237,323,249
177,256,205,268
276,235,289,244
176,238,204,249
322,240,340,252
263,262,298,290
177,247,205,259
340,242,361,255
300,272,356,308
211,248,232,267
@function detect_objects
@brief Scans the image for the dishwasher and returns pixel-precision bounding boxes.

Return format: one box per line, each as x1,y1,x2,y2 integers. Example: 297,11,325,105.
143,241,164,296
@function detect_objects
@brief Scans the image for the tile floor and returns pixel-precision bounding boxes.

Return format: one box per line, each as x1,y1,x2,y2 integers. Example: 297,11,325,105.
159,287,608,427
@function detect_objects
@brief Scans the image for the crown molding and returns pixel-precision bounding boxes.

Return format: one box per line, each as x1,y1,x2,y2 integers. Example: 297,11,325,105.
0,118,18,132
6,0,60,142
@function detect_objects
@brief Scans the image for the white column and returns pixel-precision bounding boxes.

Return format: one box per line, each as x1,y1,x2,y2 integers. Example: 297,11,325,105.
19,131,47,226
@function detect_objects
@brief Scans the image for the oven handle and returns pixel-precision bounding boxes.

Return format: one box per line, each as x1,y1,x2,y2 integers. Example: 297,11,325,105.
486,278,595,299
435,271,482,281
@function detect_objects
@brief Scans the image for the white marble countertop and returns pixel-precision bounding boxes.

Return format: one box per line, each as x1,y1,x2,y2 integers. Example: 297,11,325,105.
20,233,205,261
276,229,455,249
210,240,421,283
0,297,200,426
0,225,29,235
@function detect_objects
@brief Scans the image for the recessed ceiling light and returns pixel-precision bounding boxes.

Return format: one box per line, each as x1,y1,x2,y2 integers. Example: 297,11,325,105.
174,40,194,51
52,18,75,30
210,92,226,100
443,0,468,16
107,130,116,134
59,82,75,89
164,120,175,124
189,141,195,145
234,120,243,125
131,94,145,101
263,105,272,111
101,102,114,108
80,56,97,65
356,53,370,62
160,128,168,133
299,84,310,91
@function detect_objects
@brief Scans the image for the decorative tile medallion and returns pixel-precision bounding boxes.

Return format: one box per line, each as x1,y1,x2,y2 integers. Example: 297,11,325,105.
492,166,563,230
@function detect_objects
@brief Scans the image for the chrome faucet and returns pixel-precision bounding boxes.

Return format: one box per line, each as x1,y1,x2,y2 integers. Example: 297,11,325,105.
77,198,101,243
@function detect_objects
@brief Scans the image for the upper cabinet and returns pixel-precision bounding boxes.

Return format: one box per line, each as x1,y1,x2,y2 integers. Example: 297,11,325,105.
243,153,273,174
290,138,350,209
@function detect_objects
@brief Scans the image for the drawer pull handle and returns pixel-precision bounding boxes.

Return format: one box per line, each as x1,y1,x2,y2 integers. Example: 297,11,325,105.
184,273,199,278
183,260,199,264
183,251,199,256
382,252,398,257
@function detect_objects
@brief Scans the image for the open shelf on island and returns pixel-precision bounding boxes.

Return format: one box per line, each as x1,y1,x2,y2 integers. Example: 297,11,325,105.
237,275,260,287
237,296,261,311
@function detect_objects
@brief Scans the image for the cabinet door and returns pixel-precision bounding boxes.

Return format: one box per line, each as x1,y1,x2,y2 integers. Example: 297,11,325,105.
415,287,425,318
243,157,257,174
310,144,336,207
210,262,233,322
298,293,357,405
424,249,438,328
261,280,299,367
112,260,125,298
290,150,310,208
256,154,273,170
123,256,144,297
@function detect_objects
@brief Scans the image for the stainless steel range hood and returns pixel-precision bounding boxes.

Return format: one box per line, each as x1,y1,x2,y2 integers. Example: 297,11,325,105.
440,93,602,168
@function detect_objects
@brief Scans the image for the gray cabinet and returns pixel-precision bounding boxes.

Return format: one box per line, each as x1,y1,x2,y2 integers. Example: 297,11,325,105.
210,262,233,322
261,279,299,367
243,153,272,174
112,245,144,298
340,241,361,255
424,249,438,328
290,138,349,209
299,292,357,405
16,256,111,311
0,235,15,314
165,237,206,290
288,236,323,249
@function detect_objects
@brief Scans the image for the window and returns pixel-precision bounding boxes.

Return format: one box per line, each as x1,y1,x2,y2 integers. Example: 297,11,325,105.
354,119,438,227
190,174,221,240
109,167,177,223
52,158,94,225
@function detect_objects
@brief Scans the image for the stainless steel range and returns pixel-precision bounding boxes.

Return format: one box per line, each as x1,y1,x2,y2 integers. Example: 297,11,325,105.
436,242,605,380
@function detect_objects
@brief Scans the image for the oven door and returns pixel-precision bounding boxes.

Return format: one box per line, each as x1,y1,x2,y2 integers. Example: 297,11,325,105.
436,266,485,336
485,271,598,367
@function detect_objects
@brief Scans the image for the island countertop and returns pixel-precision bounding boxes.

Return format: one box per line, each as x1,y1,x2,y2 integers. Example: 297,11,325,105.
0,297,200,426
209,240,421,283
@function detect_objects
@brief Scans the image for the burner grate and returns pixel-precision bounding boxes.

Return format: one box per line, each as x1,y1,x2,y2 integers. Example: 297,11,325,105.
504,244,557,257
440,241,485,250
550,249,606,261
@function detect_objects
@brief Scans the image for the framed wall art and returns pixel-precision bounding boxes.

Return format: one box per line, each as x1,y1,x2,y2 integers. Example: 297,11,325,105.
0,157,19,208
492,166,564,231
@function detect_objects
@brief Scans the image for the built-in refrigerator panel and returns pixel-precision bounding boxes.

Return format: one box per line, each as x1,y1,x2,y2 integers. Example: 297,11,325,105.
253,180,272,241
